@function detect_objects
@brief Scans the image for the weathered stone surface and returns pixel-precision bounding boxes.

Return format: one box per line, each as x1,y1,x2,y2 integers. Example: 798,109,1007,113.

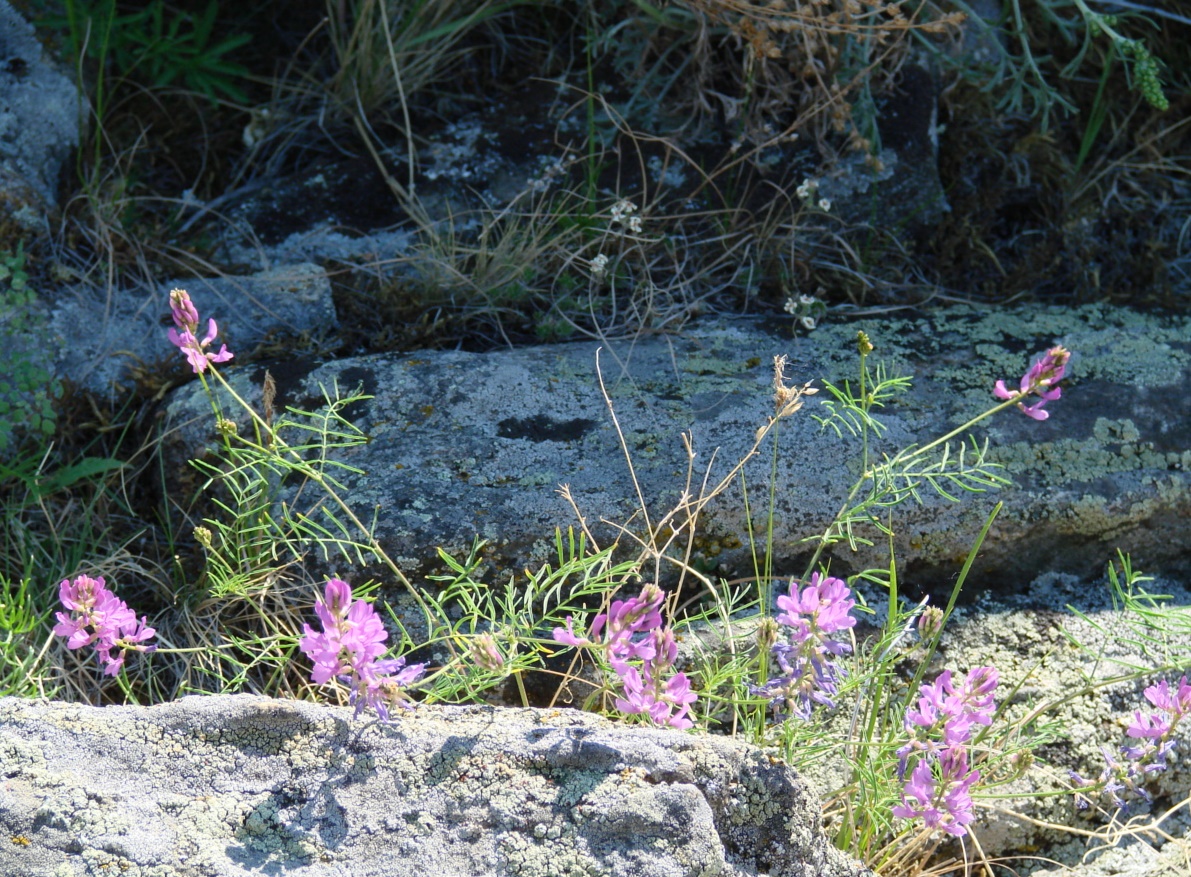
164,304,1190,597
900,571,1191,872
1028,840,1191,877
673,568,1191,874
45,263,336,397
0,0,81,237
0,694,870,877
215,74,952,280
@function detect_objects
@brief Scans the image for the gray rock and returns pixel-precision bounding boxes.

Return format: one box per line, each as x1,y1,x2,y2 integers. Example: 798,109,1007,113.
1026,841,1191,877
215,74,953,279
215,100,562,272
0,0,82,233
0,694,871,877
45,263,336,398
697,568,1191,875
905,570,1191,875
163,304,1190,596
215,158,416,271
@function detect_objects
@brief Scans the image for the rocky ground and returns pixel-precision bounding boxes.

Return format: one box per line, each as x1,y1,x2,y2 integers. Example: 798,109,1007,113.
1,1,1189,874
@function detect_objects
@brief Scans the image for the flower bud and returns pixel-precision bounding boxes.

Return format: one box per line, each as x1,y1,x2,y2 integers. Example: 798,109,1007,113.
169,289,199,333
469,632,505,672
917,605,945,641
756,617,779,652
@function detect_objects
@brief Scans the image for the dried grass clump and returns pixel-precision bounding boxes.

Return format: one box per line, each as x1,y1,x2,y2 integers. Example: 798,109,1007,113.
642,0,965,148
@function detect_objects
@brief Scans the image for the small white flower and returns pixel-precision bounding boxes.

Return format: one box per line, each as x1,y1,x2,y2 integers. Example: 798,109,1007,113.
798,294,816,306
610,199,637,224
796,178,818,200
591,253,610,280
800,316,817,331
818,198,831,212
783,296,798,315
609,200,643,234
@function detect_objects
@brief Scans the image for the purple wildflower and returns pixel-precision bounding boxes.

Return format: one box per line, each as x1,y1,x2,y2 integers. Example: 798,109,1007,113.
1127,711,1171,740
759,646,842,720
552,615,588,647
993,345,1070,420
1072,746,1152,810
893,748,980,837
596,584,666,675
1142,676,1191,719
894,668,998,838
353,657,426,723
299,578,424,721
775,572,856,642
52,574,156,676
894,759,936,819
551,584,697,730
167,289,233,374
953,666,999,717
1072,674,1191,808
613,628,698,729
897,667,998,778
169,288,200,332
753,573,856,720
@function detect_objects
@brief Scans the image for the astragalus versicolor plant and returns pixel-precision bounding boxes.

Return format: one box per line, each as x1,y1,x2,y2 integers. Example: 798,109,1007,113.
1069,674,1191,810
51,291,1185,872
993,344,1070,421
893,667,999,837
751,572,856,721
553,583,697,729
298,578,425,721
167,287,233,374
53,574,156,677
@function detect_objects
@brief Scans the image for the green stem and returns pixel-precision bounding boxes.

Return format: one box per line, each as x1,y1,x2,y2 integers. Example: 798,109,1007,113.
801,395,1024,582
762,419,781,611
205,365,457,661
887,396,1023,472
858,347,871,475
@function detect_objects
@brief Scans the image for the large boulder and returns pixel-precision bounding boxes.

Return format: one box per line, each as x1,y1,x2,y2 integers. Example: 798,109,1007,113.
45,263,337,398
0,694,870,877
0,262,335,448
0,0,81,239
164,303,1190,598
784,568,1191,875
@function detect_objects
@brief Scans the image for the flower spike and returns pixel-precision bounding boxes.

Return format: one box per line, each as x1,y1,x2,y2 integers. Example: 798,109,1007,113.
994,346,1070,420
166,289,234,374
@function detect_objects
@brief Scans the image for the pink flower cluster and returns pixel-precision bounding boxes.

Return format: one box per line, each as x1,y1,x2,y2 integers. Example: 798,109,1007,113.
1129,676,1191,748
1070,675,1191,810
52,575,157,676
298,578,425,722
753,573,856,720
168,288,233,374
893,667,998,837
553,583,697,729
993,345,1070,420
